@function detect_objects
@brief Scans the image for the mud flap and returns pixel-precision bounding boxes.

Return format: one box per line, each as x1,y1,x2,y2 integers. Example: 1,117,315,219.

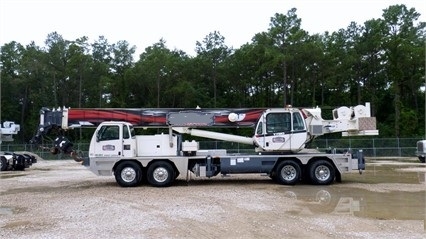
82,157,90,166
335,172,342,182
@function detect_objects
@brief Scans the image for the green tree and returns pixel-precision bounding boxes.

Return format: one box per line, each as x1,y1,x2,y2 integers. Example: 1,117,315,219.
381,4,425,136
268,8,307,106
67,37,92,107
356,18,387,117
1,41,25,122
109,40,136,107
294,33,327,107
91,36,113,107
195,31,231,107
243,32,277,107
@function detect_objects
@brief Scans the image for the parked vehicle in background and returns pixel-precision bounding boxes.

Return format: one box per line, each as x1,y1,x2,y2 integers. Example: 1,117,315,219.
0,121,37,171
415,140,426,163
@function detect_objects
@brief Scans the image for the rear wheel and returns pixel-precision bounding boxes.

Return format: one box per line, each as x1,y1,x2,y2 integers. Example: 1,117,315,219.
275,160,301,185
114,161,143,187
147,161,175,187
0,157,7,171
309,160,335,185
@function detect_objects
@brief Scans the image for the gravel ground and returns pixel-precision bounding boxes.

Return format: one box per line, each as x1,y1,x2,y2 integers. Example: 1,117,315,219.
0,158,425,239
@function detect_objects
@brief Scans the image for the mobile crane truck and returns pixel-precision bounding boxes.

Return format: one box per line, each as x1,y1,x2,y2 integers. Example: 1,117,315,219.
1,121,37,171
30,103,378,187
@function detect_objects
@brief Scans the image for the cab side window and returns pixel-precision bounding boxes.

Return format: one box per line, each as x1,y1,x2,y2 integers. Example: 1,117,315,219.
292,113,305,131
123,125,130,139
256,121,263,135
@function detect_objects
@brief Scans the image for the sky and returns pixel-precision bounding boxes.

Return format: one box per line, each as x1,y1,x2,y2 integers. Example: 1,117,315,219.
1,0,425,57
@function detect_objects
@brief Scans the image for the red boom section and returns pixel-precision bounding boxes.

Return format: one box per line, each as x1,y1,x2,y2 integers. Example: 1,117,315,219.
67,108,266,128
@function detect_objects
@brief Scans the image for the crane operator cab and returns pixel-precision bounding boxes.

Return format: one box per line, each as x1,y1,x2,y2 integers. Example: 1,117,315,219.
253,108,307,153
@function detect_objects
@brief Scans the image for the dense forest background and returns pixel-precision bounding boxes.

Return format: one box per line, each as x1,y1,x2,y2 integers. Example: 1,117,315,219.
1,4,425,143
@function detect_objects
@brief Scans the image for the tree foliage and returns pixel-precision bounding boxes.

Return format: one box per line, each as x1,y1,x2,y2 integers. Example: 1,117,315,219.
0,4,425,141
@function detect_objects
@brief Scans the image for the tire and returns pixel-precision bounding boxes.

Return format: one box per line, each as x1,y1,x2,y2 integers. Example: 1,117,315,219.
419,156,425,163
308,160,335,185
147,161,175,187
14,154,26,171
274,160,301,185
0,157,7,171
114,161,143,187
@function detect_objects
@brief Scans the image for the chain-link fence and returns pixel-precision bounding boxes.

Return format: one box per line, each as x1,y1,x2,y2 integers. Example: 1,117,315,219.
0,143,90,160
200,137,422,157
309,137,422,157
1,137,422,159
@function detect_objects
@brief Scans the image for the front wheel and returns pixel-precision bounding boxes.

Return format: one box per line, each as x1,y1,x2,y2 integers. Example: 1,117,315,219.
114,161,143,187
147,161,175,187
308,160,335,185
274,160,301,185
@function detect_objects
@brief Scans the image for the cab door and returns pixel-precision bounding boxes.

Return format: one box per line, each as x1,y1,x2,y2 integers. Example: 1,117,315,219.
254,111,307,152
122,124,136,157
94,124,122,158
263,112,292,151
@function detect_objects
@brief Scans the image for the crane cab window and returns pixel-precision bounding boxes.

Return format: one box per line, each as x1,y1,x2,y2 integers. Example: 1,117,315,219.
266,113,291,134
98,125,120,141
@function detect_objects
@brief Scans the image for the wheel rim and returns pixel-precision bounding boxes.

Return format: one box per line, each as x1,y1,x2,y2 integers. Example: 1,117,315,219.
153,167,169,183
315,165,330,182
280,165,297,181
121,167,137,183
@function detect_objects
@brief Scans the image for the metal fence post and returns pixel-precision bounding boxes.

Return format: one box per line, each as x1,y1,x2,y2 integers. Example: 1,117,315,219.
398,137,401,157
373,138,376,157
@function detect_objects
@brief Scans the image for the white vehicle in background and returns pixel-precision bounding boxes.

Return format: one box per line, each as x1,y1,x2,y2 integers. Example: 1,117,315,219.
0,121,36,171
415,140,426,163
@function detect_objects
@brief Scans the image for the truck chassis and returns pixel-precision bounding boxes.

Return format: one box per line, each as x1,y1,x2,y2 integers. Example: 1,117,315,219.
85,149,364,187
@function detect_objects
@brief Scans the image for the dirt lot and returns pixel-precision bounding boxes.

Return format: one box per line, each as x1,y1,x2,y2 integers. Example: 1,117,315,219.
1,157,425,239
